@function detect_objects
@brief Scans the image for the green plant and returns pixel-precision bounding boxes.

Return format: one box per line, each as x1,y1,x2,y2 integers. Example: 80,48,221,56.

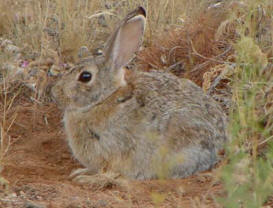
218,1,273,207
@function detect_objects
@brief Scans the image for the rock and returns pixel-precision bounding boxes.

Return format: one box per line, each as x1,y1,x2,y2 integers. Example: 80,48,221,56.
0,39,20,54
96,199,108,207
4,44,20,54
0,39,13,48
2,63,25,75
65,203,81,208
24,201,47,208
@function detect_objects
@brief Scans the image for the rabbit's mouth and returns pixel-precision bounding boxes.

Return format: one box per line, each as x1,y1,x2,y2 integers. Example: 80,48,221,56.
50,81,68,109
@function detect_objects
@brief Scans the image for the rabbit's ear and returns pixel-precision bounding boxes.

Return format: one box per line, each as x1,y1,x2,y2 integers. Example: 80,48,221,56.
104,7,146,72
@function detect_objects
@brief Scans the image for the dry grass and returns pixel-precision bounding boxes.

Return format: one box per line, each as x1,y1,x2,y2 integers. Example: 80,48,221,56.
0,0,205,60
0,0,223,102
137,2,235,112
137,4,232,86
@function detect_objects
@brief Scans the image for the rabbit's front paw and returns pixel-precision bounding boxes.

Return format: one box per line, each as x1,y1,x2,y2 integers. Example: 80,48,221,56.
69,168,91,179
70,170,127,190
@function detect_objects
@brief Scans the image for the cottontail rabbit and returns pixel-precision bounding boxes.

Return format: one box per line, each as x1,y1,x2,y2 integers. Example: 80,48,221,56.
52,7,228,181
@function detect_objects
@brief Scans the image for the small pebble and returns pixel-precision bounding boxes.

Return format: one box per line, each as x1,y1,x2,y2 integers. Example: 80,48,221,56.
24,201,47,208
0,39,13,48
96,199,108,207
9,193,17,198
5,44,20,54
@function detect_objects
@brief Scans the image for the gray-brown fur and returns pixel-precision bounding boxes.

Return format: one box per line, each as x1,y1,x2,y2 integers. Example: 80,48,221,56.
51,7,228,180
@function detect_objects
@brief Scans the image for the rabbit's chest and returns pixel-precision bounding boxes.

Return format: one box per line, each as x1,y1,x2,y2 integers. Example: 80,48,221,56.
63,91,139,146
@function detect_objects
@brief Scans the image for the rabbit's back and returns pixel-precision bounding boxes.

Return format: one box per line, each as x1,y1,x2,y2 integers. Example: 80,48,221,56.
128,70,228,147
107,70,228,178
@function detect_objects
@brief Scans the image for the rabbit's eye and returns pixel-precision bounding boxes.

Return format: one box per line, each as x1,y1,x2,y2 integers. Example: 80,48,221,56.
78,71,92,83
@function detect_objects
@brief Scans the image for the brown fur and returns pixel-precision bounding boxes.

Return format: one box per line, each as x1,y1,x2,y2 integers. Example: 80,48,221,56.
51,7,229,181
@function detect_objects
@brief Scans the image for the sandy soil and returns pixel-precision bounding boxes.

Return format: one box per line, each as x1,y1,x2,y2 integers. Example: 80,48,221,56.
0,100,225,208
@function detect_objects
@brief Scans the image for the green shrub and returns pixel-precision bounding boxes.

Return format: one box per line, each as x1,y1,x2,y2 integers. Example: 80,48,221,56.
218,1,273,207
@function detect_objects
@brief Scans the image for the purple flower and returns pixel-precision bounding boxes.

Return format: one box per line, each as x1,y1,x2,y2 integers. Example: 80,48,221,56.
21,60,29,68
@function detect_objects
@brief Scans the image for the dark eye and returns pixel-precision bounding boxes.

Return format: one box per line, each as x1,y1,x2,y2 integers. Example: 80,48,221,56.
78,71,92,83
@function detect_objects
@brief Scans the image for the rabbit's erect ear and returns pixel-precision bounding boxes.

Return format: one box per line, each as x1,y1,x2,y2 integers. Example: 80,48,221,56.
104,7,146,71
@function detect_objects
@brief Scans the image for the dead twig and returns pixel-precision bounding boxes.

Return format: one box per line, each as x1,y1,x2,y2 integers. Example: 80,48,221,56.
207,64,235,95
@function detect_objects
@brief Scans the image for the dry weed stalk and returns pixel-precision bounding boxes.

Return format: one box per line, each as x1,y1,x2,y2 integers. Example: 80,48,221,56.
137,3,233,86
0,78,19,191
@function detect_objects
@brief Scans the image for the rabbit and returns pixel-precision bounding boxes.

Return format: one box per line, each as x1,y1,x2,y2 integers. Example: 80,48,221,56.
51,6,229,183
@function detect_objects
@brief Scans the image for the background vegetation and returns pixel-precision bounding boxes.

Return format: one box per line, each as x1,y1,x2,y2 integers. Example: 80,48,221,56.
0,0,272,207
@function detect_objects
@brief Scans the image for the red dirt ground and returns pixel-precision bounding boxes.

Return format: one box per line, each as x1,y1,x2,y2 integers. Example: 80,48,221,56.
0,100,224,208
